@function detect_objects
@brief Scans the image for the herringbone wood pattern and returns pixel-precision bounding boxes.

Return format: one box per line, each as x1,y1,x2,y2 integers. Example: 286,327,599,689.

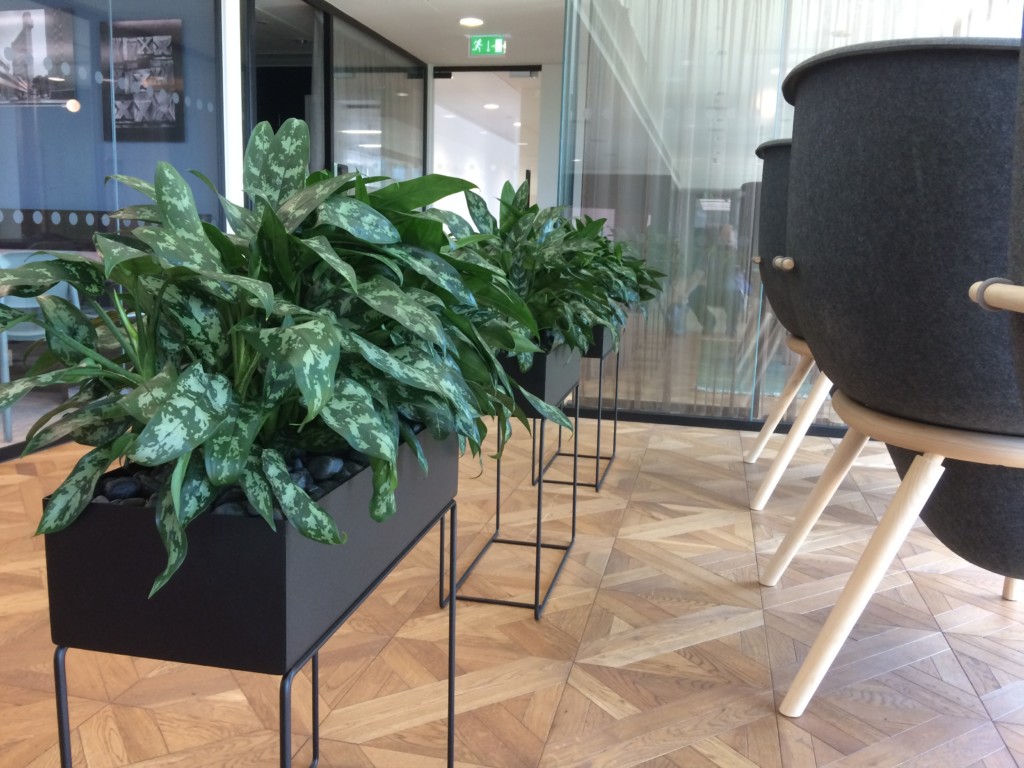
1,421,1023,766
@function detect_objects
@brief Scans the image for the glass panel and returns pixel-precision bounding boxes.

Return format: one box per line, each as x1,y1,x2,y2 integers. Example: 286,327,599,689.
564,0,1024,426
434,69,542,220
0,0,224,252
332,17,425,181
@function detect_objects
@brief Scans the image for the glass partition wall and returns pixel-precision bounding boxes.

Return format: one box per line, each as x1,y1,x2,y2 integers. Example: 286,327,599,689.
563,0,1024,427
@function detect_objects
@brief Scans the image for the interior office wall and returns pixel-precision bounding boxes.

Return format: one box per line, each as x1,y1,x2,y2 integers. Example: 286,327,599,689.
564,0,1024,425
0,0,224,251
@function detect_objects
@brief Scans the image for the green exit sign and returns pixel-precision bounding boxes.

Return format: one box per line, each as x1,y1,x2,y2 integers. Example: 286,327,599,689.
469,35,507,56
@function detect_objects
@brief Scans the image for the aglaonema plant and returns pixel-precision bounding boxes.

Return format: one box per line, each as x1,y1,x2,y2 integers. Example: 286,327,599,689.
0,118,567,595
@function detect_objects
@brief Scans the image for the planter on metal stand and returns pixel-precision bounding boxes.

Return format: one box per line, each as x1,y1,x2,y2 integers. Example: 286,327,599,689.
444,344,580,620
47,437,461,768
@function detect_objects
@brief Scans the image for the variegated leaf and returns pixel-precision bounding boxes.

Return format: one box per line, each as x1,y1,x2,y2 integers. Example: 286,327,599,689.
158,283,229,367
277,174,352,233
517,386,574,430
25,398,126,454
262,449,343,544
0,304,27,330
359,276,446,349
192,269,275,313
37,436,132,534
109,204,162,223
134,226,223,273
179,451,215,526
204,403,263,485
399,421,428,474
369,174,476,212
368,456,397,522
150,490,187,596
318,196,400,244
37,295,98,366
129,363,235,466
0,261,67,297
418,208,474,240
153,161,224,262
465,190,497,234
240,451,276,529
336,328,446,397
262,358,294,407
242,318,339,424
253,118,309,210
0,364,103,410
243,121,275,203
95,234,153,278
379,244,475,306
298,236,359,293
319,377,397,463
190,169,258,239
107,173,156,200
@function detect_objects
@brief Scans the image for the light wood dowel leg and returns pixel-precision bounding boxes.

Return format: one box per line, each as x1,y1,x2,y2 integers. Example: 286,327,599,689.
760,427,870,587
1003,577,1021,601
745,351,816,464
750,372,833,511
779,452,946,718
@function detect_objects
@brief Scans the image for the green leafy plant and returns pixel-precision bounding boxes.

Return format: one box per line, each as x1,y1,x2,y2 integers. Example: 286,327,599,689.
459,179,664,367
0,119,565,594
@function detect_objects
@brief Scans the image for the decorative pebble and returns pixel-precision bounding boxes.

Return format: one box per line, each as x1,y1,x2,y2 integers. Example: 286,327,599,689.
289,468,314,491
213,501,249,517
307,455,345,481
102,476,142,500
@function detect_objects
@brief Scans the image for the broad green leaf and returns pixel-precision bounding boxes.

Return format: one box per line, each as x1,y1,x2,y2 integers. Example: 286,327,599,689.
399,420,428,474
109,204,162,223
150,490,187,596
336,327,447,397
120,365,178,421
37,294,99,366
277,174,352,233
241,318,339,424
418,208,474,240
240,451,276,529
0,304,27,330
37,436,132,534
358,276,446,349
251,118,309,210
370,174,476,212
298,235,359,293
243,121,275,203
191,169,258,238
318,196,401,244
262,449,343,544
129,363,235,466
192,269,275,313
134,226,223,273
465,190,497,234
158,284,229,367
24,398,126,454
517,386,574,430
153,162,223,263
262,358,294,407
319,377,397,463
95,234,152,278
204,403,263,485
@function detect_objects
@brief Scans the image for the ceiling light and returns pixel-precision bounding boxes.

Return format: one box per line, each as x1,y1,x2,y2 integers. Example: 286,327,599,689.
396,91,409,97
65,99,81,113
517,142,528,146
460,17,484,27
483,103,499,110
339,129,382,134
443,114,456,119
358,143,382,148
513,121,521,127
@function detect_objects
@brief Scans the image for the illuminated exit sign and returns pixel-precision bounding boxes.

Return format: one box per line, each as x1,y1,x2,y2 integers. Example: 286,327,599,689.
469,35,507,56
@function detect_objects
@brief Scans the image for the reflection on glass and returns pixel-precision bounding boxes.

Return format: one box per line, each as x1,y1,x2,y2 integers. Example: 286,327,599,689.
332,17,424,181
564,0,1024,425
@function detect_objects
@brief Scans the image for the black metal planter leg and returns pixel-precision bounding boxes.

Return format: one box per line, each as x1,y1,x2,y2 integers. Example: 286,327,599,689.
280,651,320,767
447,502,457,768
54,646,72,767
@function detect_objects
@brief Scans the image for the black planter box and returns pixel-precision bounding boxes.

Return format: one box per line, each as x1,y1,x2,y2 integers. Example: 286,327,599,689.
501,344,581,418
584,326,615,360
45,435,458,675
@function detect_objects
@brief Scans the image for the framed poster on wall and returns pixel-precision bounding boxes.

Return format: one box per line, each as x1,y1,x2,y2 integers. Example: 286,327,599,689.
100,18,183,142
0,8,76,106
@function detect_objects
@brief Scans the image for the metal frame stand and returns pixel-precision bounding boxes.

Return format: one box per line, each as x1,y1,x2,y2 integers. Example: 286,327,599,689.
537,351,619,492
53,501,459,768
442,389,580,620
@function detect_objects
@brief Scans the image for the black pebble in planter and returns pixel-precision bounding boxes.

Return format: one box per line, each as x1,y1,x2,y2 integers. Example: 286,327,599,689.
754,139,802,339
45,435,459,675
783,38,1024,577
501,343,581,417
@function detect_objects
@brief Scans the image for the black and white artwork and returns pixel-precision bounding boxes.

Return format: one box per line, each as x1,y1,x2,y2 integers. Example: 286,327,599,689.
101,19,183,142
0,8,76,106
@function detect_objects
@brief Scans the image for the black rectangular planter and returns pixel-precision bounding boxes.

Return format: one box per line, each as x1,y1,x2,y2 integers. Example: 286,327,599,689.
45,435,459,675
501,344,581,418
584,325,615,360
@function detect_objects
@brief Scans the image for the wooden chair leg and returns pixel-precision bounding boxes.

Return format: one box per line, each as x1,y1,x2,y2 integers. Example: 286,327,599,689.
750,372,833,511
760,427,870,586
779,452,946,718
745,351,816,464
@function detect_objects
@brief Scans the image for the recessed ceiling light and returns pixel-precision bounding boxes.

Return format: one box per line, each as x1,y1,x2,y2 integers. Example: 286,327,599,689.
443,114,456,119
517,142,528,146
358,143,382,148
513,121,521,127
460,17,484,27
483,103,499,110
396,91,409,97
339,129,382,134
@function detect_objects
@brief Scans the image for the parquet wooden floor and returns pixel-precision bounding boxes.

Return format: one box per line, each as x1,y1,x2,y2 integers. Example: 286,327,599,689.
1,419,1023,767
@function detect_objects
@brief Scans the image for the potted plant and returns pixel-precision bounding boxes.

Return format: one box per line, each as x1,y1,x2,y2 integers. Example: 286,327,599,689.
0,118,551,673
